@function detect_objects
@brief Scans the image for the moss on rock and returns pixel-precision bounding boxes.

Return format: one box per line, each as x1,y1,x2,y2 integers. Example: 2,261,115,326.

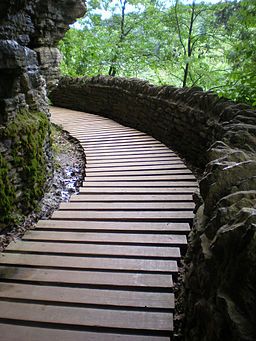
0,109,50,227
0,153,16,225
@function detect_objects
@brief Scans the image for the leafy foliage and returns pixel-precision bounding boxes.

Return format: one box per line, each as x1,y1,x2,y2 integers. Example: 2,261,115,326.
59,0,256,106
217,0,256,105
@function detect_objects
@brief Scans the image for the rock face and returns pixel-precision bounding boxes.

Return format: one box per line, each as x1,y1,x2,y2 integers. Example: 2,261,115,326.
0,0,86,229
50,76,256,341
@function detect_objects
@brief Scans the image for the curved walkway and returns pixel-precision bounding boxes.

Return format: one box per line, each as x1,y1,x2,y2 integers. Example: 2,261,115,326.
0,107,197,340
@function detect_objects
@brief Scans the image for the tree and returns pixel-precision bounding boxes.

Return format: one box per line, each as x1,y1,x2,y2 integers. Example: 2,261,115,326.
58,0,255,106
108,0,128,76
158,0,231,89
174,0,197,87
217,0,256,105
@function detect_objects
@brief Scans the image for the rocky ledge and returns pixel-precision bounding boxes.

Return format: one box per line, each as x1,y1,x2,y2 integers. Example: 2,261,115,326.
0,0,86,229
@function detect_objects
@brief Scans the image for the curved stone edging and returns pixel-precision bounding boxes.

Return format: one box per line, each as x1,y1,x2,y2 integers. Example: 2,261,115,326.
50,76,256,341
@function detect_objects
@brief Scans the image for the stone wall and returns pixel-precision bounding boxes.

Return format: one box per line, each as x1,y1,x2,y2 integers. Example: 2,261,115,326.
50,75,256,341
0,0,86,229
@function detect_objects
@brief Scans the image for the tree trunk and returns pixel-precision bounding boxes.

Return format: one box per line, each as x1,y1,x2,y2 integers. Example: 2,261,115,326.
183,63,189,87
108,0,127,77
181,0,195,87
108,65,116,76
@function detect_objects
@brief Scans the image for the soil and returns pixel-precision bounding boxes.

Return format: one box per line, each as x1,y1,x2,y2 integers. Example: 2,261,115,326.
0,124,86,251
173,260,186,341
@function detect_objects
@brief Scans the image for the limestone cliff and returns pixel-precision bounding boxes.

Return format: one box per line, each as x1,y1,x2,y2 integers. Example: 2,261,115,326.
0,0,86,228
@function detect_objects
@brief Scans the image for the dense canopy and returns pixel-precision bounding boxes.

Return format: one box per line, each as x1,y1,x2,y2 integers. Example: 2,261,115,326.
59,0,256,106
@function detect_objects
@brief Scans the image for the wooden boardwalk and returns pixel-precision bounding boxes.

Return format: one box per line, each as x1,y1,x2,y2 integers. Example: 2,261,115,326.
0,107,197,340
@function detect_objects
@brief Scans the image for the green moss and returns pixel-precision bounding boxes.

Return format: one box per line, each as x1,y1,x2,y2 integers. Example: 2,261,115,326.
0,109,50,226
0,154,15,224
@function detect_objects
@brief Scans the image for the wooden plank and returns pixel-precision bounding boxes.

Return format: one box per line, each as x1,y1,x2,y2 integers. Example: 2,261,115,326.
73,126,133,130
72,125,135,130
79,134,149,143
78,131,148,139
84,175,195,181
72,124,149,130
86,151,175,158
73,127,138,134
80,133,158,138
86,169,191,176
23,231,187,245
69,193,193,202
68,123,123,127
80,134,145,139
82,140,158,148
87,164,187,171
74,123,136,128
80,132,143,138
0,253,178,273
79,131,147,139
0,282,174,309
83,181,197,187
36,220,191,233
0,301,173,331
81,135,153,142
70,125,132,130
85,148,173,156
0,324,171,341
86,153,177,160
59,202,194,210
0,266,173,288
51,210,194,220
86,160,184,167
6,241,181,259
83,139,162,147
88,174,186,181
79,187,196,193
85,145,171,152
88,158,182,165
79,129,152,135
85,141,163,149
81,138,158,145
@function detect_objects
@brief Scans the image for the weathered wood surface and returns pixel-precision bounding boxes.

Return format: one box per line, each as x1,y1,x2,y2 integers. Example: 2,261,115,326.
0,107,198,340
